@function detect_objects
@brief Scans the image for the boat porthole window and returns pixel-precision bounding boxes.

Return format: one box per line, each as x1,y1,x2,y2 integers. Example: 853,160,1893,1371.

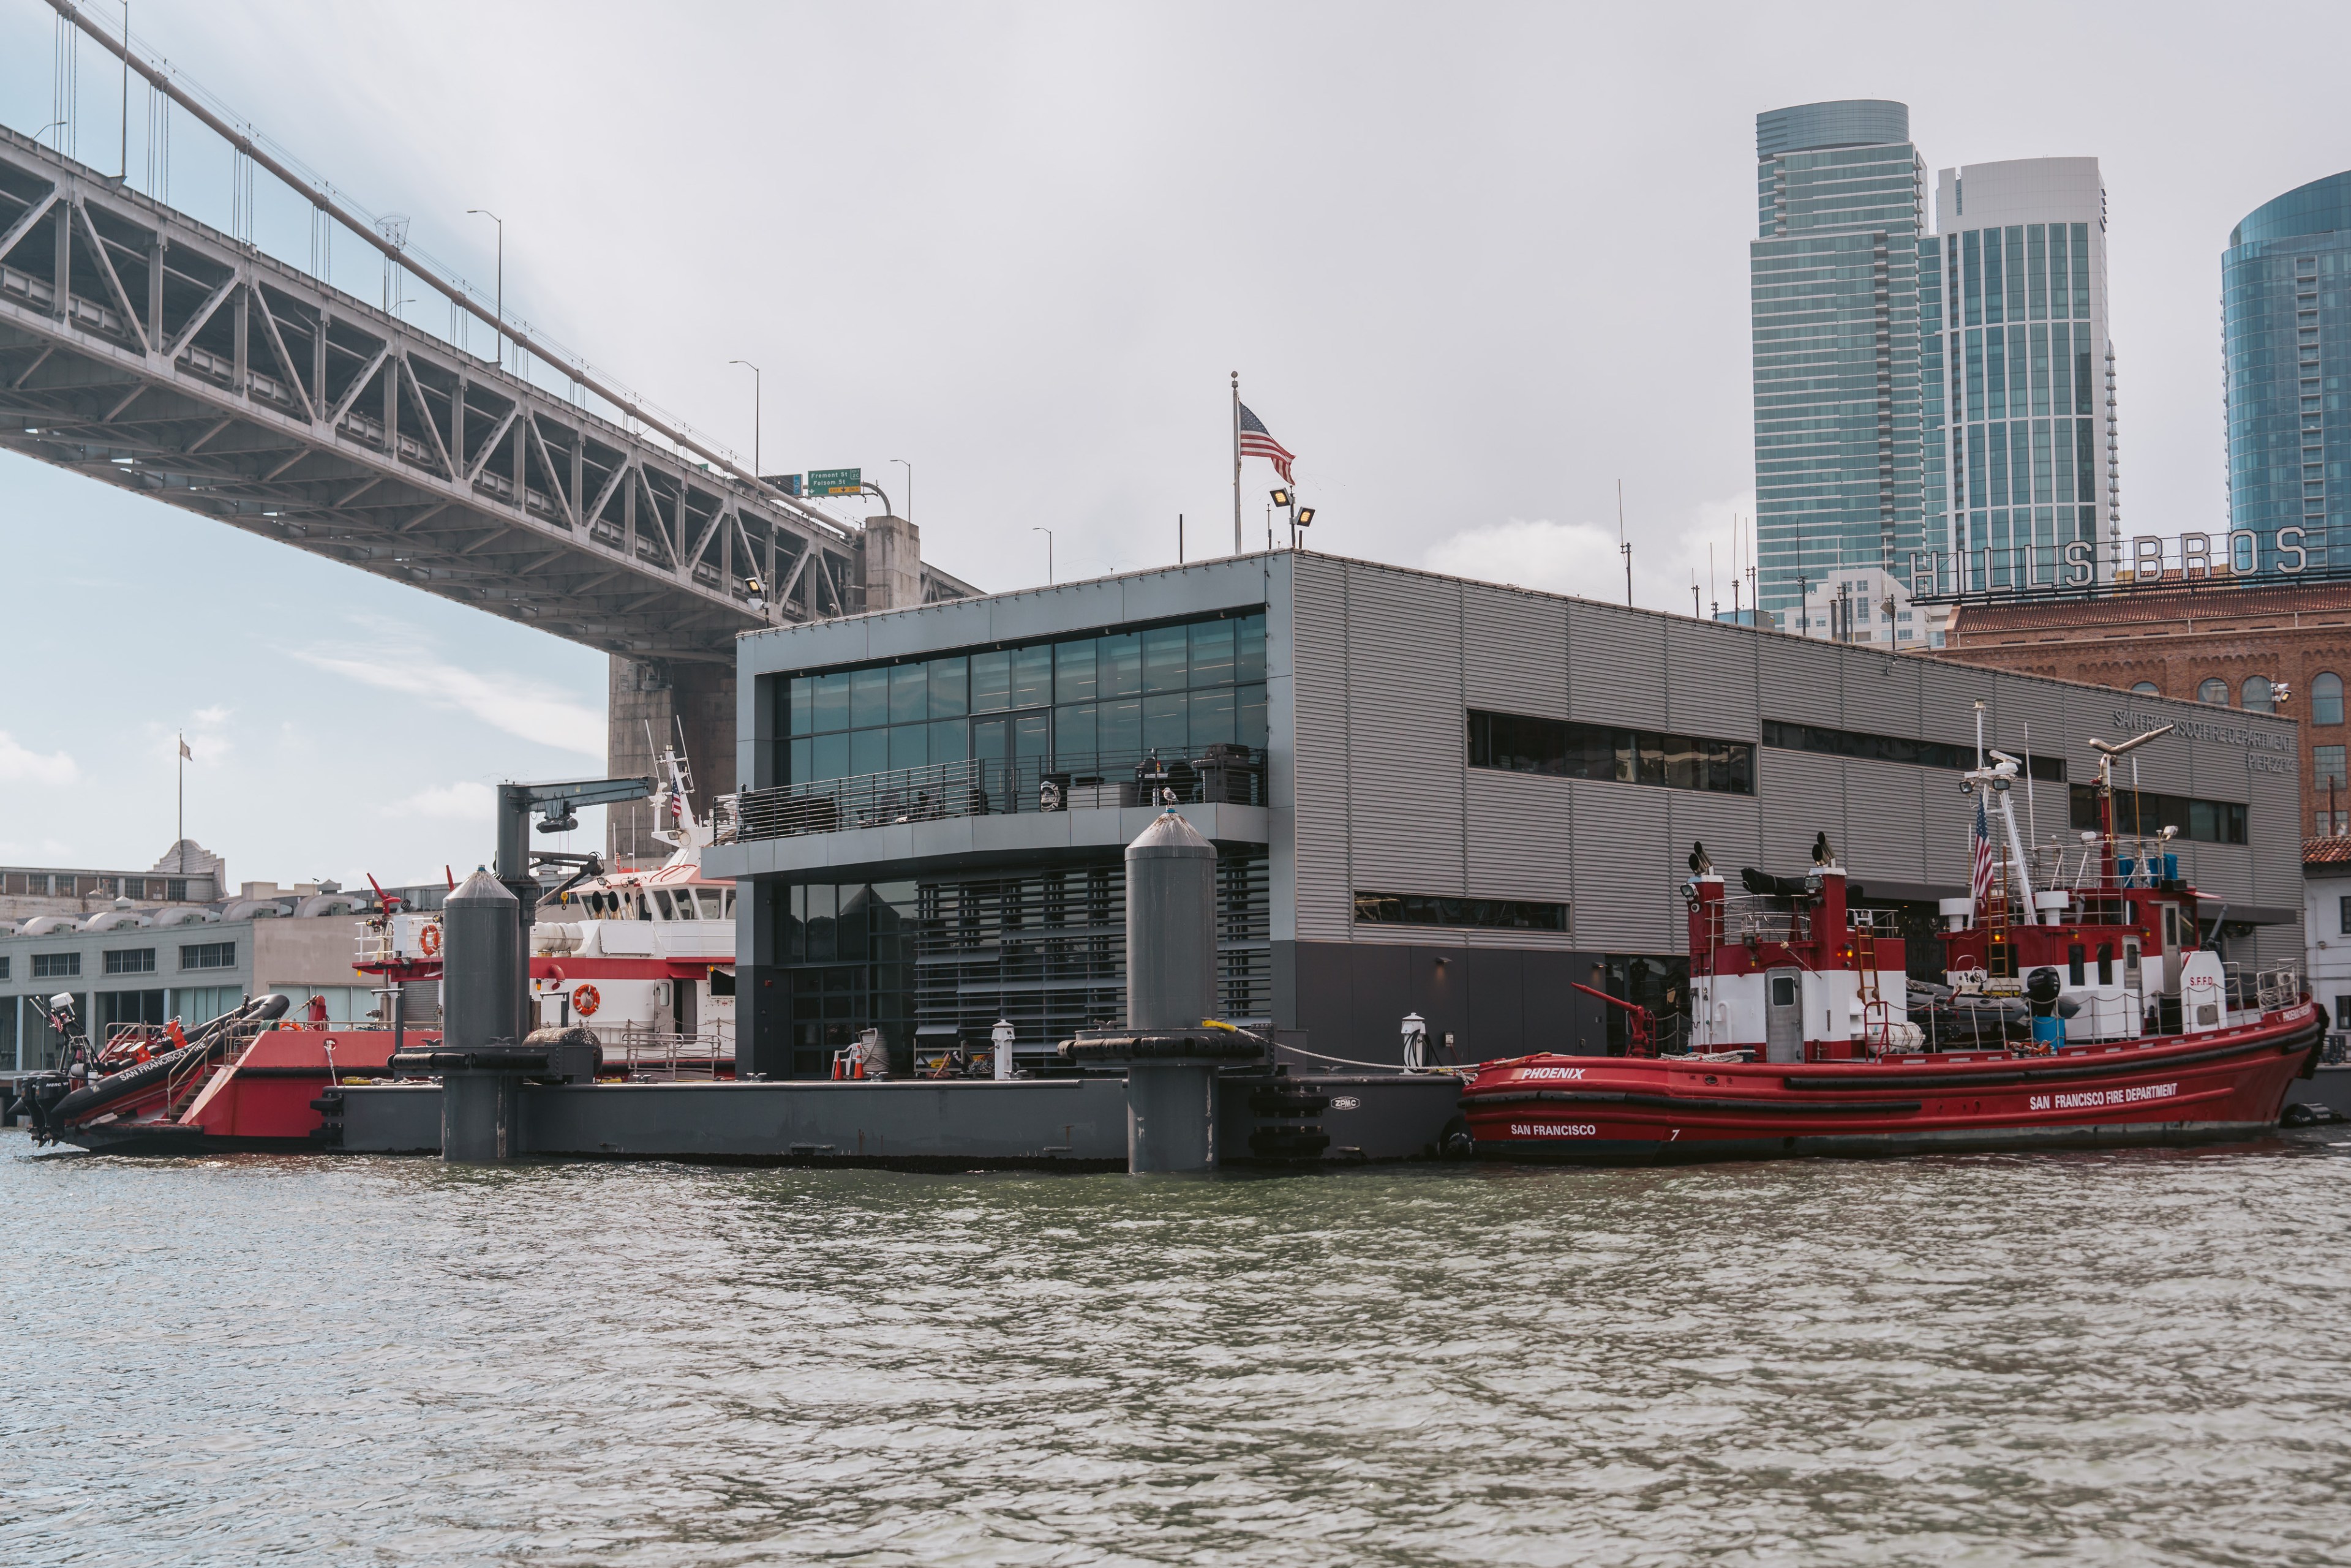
2197,678,2228,706
2125,940,2140,975
1770,976,1797,1007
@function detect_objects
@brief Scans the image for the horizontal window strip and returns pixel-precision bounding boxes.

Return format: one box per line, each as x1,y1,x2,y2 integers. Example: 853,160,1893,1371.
1353,891,1568,932
2068,784,2246,846
1467,711,1753,795
1761,719,2066,782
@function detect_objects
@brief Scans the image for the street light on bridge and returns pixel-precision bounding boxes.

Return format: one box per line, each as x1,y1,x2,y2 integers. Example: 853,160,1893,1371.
729,359,761,476
466,208,502,369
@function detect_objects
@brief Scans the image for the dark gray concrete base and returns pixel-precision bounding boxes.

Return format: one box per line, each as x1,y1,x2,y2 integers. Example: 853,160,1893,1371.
337,1077,1124,1166
1127,1063,1218,1171
442,1071,524,1161
1218,1072,1466,1165
334,1070,1466,1169
337,1084,442,1153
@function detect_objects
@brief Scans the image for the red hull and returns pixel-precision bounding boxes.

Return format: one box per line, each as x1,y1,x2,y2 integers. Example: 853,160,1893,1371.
1463,1002,2324,1164
55,1027,430,1155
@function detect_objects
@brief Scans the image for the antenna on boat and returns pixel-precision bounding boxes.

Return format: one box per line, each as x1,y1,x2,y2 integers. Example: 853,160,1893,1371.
2088,726,2173,760
2089,727,2172,888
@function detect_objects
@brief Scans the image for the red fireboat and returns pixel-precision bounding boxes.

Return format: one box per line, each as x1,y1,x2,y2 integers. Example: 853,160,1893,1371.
1463,716,2325,1163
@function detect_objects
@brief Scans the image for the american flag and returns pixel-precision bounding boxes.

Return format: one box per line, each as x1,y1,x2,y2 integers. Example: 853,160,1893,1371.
1238,402,1295,484
1971,793,1996,910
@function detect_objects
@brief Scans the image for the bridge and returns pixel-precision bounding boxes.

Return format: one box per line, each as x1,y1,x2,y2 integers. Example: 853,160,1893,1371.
0,4,978,852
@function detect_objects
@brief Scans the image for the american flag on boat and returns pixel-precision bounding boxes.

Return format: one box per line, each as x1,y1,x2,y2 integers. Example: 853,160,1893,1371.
1971,793,1996,910
1238,403,1295,484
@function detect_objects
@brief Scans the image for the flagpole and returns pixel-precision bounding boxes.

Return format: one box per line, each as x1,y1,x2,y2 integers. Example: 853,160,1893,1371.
1231,371,1242,555
176,730,185,873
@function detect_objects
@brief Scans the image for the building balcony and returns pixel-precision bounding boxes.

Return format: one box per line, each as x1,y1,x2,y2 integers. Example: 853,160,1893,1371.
706,750,1272,884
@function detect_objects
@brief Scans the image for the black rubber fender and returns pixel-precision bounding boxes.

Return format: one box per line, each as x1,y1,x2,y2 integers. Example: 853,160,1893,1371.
1438,1114,1475,1160
1246,1086,1330,1117
1246,1123,1332,1160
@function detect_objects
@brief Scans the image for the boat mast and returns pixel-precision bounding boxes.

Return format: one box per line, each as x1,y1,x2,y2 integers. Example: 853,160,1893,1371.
1988,760,2038,923
2088,726,2175,895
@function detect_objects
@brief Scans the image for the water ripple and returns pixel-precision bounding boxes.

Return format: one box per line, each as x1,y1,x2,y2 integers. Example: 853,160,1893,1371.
6,1131,2350,1566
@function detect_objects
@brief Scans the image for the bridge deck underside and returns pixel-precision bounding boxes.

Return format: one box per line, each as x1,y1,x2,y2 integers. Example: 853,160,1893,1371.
0,131,972,662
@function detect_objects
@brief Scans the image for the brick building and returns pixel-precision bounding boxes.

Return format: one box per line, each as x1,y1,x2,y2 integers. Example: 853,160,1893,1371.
1937,576,2351,835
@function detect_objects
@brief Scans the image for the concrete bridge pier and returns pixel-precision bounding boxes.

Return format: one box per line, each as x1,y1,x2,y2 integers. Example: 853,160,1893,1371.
608,658,736,865
603,514,930,867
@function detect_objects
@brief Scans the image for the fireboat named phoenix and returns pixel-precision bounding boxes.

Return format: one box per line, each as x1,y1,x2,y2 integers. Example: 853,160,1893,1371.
1463,710,2325,1163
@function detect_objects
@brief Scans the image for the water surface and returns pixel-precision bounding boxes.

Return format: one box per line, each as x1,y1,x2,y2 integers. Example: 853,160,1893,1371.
6,1130,2350,1565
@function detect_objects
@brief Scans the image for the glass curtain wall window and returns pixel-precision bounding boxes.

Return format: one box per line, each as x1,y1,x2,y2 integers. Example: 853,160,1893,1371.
781,611,1268,787
2224,172,2350,577
1750,103,1927,618
1947,220,2099,590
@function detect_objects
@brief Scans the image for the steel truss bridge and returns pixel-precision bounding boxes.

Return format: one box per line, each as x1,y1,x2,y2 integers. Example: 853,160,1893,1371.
0,121,974,664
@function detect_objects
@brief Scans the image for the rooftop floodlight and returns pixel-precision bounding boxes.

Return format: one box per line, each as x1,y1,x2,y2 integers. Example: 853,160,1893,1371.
1295,507,1315,527
1269,488,1292,509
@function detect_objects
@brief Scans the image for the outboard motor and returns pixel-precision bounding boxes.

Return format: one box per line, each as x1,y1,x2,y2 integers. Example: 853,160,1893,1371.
15,992,92,1143
12,1073,73,1143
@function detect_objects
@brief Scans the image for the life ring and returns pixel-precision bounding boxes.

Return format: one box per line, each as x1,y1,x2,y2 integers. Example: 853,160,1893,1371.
418,923,442,956
573,983,601,1018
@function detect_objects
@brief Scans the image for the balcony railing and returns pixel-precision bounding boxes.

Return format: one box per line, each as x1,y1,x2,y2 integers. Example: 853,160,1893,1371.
721,748,1267,845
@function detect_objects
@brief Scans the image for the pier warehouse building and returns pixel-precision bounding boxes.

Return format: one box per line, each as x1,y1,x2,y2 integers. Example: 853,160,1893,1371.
707,552,2303,1078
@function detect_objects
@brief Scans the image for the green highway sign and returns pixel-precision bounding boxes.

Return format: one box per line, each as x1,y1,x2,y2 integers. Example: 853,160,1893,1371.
807,467,862,497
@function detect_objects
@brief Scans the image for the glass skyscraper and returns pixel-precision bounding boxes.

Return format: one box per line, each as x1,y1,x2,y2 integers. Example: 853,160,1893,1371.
2224,170,2351,574
1927,158,2116,588
1751,100,1926,621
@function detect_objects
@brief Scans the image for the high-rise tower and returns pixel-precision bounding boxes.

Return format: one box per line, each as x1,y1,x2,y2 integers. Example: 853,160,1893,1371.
2224,171,2351,574
1751,100,1926,621
1928,158,2117,588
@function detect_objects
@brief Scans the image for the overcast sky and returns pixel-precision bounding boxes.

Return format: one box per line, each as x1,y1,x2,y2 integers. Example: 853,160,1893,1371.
2,0,2347,886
